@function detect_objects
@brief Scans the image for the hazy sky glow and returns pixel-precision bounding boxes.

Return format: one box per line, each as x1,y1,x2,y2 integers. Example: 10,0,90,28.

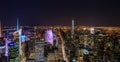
0,0,120,26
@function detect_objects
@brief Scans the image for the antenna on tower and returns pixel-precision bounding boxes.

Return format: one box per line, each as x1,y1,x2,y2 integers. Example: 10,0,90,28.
72,19,74,35
17,18,19,31
71,19,74,38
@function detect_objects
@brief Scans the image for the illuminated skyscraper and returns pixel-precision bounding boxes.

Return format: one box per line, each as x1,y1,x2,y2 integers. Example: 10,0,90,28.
19,29,22,61
45,29,53,45
90,27,95,34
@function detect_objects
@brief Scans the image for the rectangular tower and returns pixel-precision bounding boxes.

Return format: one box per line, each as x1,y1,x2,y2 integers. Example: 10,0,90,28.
35,40,44,62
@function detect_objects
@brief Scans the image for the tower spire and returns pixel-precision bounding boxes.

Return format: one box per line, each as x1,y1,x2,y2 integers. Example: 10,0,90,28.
72,19,74,35
17,18,19,31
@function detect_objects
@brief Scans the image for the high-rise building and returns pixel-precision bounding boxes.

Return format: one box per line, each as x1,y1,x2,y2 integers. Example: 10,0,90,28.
45,29,53,45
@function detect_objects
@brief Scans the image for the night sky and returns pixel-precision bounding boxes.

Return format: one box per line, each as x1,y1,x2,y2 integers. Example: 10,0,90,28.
0,0,120,26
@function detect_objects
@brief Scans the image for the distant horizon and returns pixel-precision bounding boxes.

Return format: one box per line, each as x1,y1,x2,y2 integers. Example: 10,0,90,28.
1,24,120,27
0,19,120,27
0,0,120,26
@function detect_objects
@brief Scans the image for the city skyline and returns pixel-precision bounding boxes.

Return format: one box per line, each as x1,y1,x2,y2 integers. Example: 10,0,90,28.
0,0,120,26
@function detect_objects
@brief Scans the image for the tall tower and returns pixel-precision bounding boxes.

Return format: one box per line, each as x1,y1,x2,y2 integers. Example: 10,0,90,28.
0,21,2,37
72,19,74,35
17,18,19,31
